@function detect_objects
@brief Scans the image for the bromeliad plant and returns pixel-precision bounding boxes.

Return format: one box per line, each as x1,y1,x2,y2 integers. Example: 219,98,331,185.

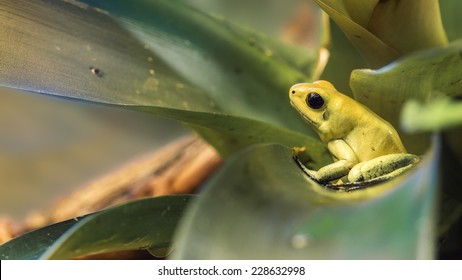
1,0,461,259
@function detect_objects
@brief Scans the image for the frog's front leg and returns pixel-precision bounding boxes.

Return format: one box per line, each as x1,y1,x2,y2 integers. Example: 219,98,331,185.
302,140,358,183
347,154,420,182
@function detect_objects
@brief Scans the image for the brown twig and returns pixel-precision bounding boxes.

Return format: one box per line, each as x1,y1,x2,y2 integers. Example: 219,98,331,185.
16,136,221,233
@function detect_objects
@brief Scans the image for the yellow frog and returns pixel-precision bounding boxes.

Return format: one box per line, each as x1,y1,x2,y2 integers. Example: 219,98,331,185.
289,80,419,185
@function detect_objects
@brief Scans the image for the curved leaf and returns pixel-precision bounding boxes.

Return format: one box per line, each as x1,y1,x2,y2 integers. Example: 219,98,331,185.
0,195,192,259
0,214,89,260
313,0,447,67
173,139,439,259
367,0,447,54
132,105,331,165
350,40,462,154
312,0,399,67
39,195,192,259
0,0,324,157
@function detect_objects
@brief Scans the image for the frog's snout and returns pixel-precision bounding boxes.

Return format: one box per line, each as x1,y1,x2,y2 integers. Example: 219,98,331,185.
289,84,300,95
289,83,305,98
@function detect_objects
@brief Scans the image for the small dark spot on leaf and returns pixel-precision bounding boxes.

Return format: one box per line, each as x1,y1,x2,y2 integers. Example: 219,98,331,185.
459,50,462,59
354,34,362,39
89,66,103,77
234,67,242,74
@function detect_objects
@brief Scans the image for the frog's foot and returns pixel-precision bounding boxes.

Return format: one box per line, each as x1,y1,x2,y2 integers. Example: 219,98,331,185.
347,154,420,182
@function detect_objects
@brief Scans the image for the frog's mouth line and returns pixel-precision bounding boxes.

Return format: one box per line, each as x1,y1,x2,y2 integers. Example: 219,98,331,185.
290,101,319,128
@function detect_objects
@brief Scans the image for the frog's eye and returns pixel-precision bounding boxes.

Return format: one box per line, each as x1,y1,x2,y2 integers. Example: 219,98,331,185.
306,92,324,109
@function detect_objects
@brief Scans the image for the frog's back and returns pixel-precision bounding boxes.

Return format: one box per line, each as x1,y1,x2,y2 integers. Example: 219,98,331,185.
347,108,406,162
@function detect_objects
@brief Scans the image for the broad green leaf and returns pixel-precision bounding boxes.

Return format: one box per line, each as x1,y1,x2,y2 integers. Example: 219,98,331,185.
312,0,399,67
401,99,462,133
37,195,193,260
367,0,447,54
0,0,324,157
350,40,462,154
313,0,448,67
173,140,439,259
311,0,379,28
0,214,89,260
132,105,331,165
0,195,192,259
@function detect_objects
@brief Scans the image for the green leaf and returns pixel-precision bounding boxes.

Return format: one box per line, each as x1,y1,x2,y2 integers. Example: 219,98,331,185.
172,140,439,259
313,0,448,67
401,98,462,133
366,0,447,54
39,195,192,259
312,0,399,67
350,40,462,154
132,105,331,165
0,215,88,260
0,195,192,259
0,0,324,157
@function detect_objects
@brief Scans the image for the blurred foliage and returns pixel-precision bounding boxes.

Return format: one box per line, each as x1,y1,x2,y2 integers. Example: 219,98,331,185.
173,142,438,259
0,195,192,259
0,87,187,219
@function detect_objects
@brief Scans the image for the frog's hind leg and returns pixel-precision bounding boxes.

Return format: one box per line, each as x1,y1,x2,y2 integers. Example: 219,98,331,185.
347,154,420,182
295,156,351,184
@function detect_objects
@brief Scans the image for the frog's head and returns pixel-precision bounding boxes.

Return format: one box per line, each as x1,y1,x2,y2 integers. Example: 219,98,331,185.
289,80,347,141
289,80,336,126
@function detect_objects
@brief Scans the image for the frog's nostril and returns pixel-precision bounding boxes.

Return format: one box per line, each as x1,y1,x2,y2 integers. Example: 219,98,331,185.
291,90,296,94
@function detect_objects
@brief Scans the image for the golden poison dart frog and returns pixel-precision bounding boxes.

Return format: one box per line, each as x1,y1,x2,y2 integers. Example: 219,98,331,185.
289,80,419,186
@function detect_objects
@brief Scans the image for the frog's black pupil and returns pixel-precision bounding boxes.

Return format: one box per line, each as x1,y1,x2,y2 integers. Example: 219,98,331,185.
306,92,324,109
